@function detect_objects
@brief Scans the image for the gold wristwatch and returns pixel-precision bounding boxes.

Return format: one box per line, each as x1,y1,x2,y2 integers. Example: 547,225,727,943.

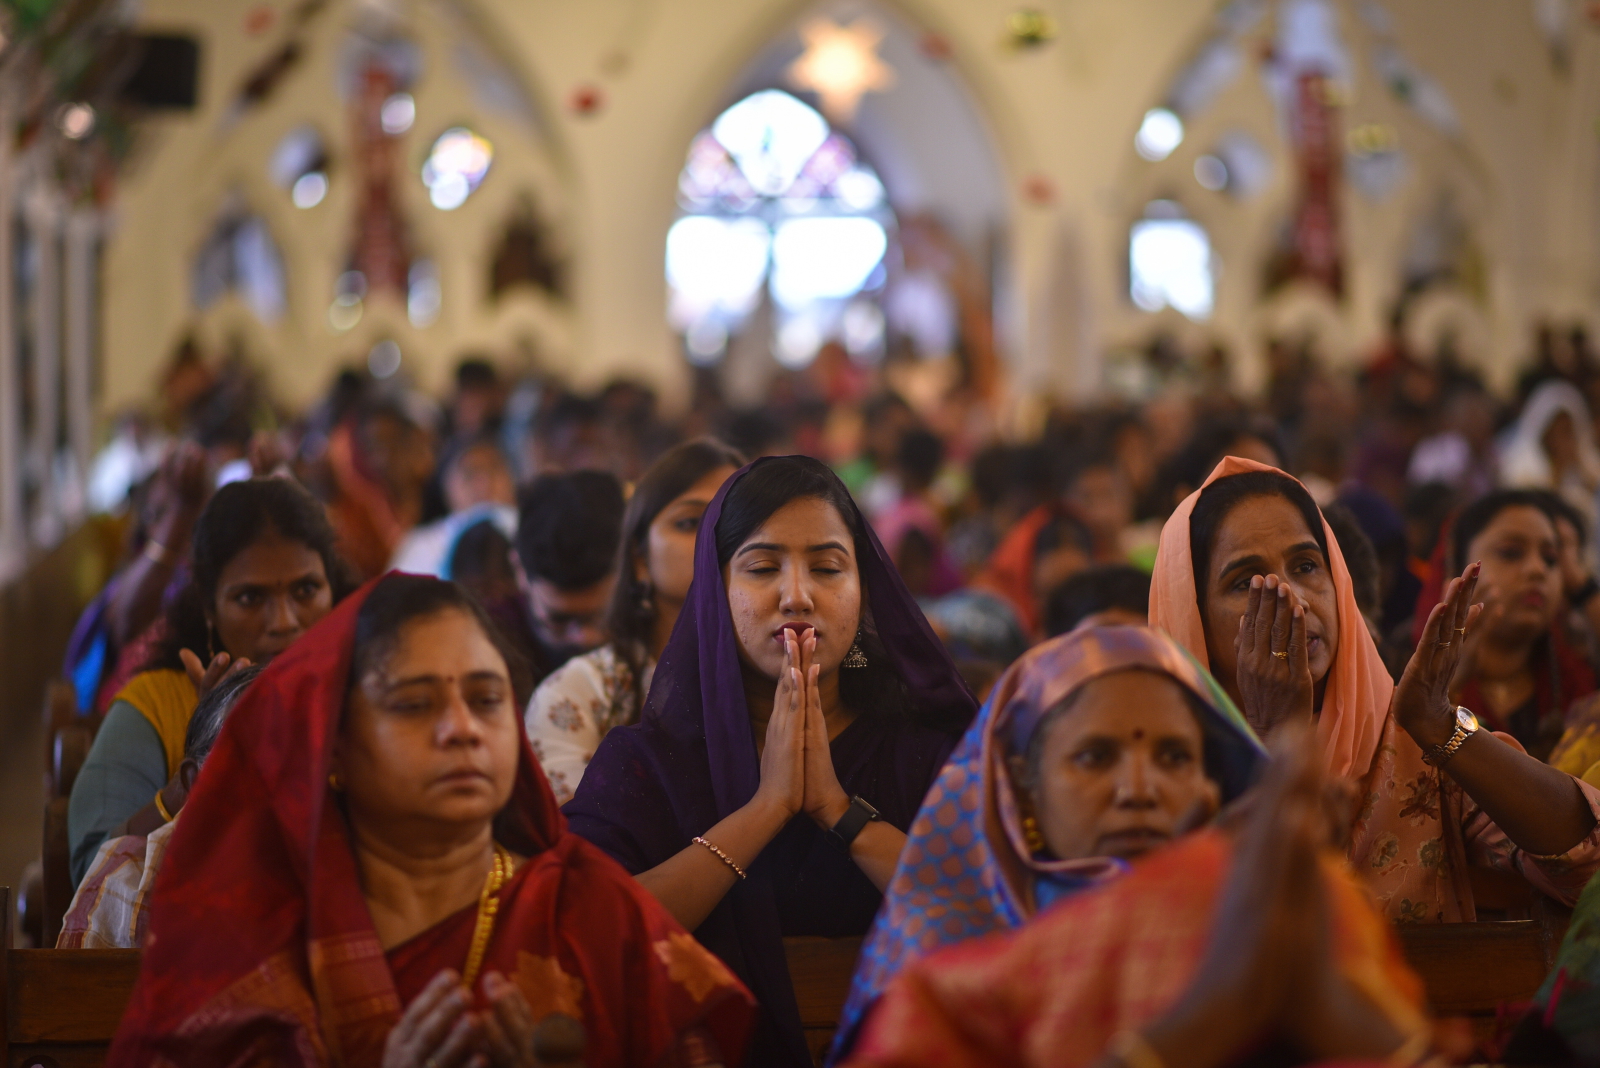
1422,706,1479,768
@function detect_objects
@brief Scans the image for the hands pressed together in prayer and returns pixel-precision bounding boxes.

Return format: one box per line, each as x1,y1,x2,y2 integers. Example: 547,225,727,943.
1120,724,1435,1068
385,970,560,1068
753,627,852,831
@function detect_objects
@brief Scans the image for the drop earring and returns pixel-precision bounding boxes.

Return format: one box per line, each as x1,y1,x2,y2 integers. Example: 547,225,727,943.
842,632,868,669
1022,812,1046,855
327,771,343,792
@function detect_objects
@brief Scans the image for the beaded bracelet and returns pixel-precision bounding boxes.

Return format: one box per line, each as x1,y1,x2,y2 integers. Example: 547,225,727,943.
692,836,747,880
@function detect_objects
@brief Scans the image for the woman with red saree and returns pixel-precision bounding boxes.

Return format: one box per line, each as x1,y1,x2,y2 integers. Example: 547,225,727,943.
109,573,752,1067
1148,456,1600,923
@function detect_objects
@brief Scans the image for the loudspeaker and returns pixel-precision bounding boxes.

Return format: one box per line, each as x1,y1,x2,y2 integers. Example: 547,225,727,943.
120,35,200,109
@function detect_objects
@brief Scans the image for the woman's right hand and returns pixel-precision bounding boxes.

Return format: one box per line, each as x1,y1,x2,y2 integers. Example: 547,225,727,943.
752,632,807,821
179,647,253,701
1232,574,1314,737
383,971,489,1068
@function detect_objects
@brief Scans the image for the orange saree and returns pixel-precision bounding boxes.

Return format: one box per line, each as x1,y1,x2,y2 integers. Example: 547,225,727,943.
842,829,1430,1068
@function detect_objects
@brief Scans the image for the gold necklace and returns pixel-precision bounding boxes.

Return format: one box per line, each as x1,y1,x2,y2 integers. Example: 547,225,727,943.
461,844,513,990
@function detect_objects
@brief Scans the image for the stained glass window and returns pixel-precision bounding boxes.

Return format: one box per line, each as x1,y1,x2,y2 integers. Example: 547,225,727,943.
668,89,891,367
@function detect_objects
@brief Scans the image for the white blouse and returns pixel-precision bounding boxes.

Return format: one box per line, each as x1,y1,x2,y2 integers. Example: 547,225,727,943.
524,644,654,805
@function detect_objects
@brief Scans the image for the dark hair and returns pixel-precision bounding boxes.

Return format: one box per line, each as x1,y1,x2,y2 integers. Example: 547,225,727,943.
183,663,263,766
514,470,625,590
1160,417,1286,506
1528,489,1587,549
713,456,909,721
150,479,357,671
896,429,944,491
606,438,745,716
449,518,518,593
1449,490,1561,574
455,357,498,391
1322,504,1380,618
1034,512,1093,562
1402,481,1459,559
349,573,533,709
1188,470,1329,614
1043,565,1151,638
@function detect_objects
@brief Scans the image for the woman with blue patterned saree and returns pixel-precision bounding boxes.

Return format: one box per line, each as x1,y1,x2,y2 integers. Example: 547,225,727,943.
830,624,1268,1061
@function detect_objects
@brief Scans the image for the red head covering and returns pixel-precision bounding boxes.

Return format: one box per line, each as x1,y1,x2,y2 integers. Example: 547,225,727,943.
1149,456,1394,781
110,574,751,1067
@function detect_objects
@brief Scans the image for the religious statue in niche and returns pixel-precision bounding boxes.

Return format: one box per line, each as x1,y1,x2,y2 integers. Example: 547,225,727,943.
489,194,567,301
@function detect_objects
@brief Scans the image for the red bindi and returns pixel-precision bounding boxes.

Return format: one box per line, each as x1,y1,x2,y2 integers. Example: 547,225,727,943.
1132,728,1145,740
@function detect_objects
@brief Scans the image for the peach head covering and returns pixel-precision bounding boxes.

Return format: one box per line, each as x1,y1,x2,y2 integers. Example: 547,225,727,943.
1149,456,1393,782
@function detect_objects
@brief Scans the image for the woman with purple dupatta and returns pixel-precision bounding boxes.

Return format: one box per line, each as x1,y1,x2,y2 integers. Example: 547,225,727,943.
565,456,978,1067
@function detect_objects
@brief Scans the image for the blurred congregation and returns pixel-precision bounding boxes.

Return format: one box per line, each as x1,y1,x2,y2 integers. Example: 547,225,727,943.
10,0,1600,1066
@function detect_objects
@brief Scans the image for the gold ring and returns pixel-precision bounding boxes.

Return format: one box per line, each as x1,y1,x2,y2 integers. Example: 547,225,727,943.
1272,650,1288,660
1455,627,1467,634
1437,641,1452,648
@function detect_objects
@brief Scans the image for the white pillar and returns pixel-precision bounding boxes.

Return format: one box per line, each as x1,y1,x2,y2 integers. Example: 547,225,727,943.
64,207,99,519
0,93,20,577
25,185,62,547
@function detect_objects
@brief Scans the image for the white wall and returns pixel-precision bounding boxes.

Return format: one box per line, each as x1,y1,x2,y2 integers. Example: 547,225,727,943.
101,0,1600,417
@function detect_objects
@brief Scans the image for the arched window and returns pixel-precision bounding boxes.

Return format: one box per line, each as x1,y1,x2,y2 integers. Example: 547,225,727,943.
1129,201,1214,320
667,89,891,366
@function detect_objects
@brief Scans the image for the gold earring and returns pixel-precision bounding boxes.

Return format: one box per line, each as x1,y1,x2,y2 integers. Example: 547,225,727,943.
1022,813,1046,855
842,634,868,669
327,772,343,792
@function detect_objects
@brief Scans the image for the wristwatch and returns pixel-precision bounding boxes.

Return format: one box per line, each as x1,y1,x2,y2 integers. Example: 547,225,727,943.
1421,706,1480,768
829,795,882,849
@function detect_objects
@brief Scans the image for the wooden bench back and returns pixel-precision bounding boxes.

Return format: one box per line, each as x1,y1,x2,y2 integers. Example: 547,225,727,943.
42,678,97,949
0,897,1567,1068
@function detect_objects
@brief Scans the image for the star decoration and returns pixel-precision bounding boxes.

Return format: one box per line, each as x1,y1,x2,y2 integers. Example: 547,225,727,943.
787,18,896,124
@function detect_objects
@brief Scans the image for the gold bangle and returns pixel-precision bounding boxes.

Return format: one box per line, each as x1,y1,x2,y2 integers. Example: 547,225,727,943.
1107,1030,1164,1068
152,788,175,823
692,836,747,880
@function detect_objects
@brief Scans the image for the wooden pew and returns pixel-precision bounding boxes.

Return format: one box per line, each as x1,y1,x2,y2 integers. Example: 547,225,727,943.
1396,917,1560,1021
0,887,140,1068
41,679,97,949
784,936,863,1064
0,912,1565,1067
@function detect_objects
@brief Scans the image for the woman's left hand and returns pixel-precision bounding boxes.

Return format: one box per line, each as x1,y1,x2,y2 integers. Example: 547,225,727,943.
478,972,540,1068
1392,562,1483,750
797,630,850,830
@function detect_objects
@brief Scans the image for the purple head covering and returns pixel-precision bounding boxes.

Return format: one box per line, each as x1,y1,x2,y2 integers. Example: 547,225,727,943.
565,455,976,1066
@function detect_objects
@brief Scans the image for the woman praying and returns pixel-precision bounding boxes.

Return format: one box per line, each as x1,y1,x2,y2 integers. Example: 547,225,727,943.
832,625,1266,1060
109,574,752,1067
565,456,978,1068
1429,491,1595,759
69,477,355,885
527,438,743,803
842,722,1434,1068
1149,456,1600,922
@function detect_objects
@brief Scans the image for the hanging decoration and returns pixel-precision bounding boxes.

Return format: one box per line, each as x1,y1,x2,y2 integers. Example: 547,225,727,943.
786,18,896,124
344,59,413,314
1278,74,1344,296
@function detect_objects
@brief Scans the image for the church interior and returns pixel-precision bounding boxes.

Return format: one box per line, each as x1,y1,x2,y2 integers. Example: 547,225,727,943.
5,0,1600,1064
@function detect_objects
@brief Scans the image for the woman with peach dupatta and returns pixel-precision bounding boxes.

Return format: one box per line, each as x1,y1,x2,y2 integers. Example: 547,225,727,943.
1149,456,1600,922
